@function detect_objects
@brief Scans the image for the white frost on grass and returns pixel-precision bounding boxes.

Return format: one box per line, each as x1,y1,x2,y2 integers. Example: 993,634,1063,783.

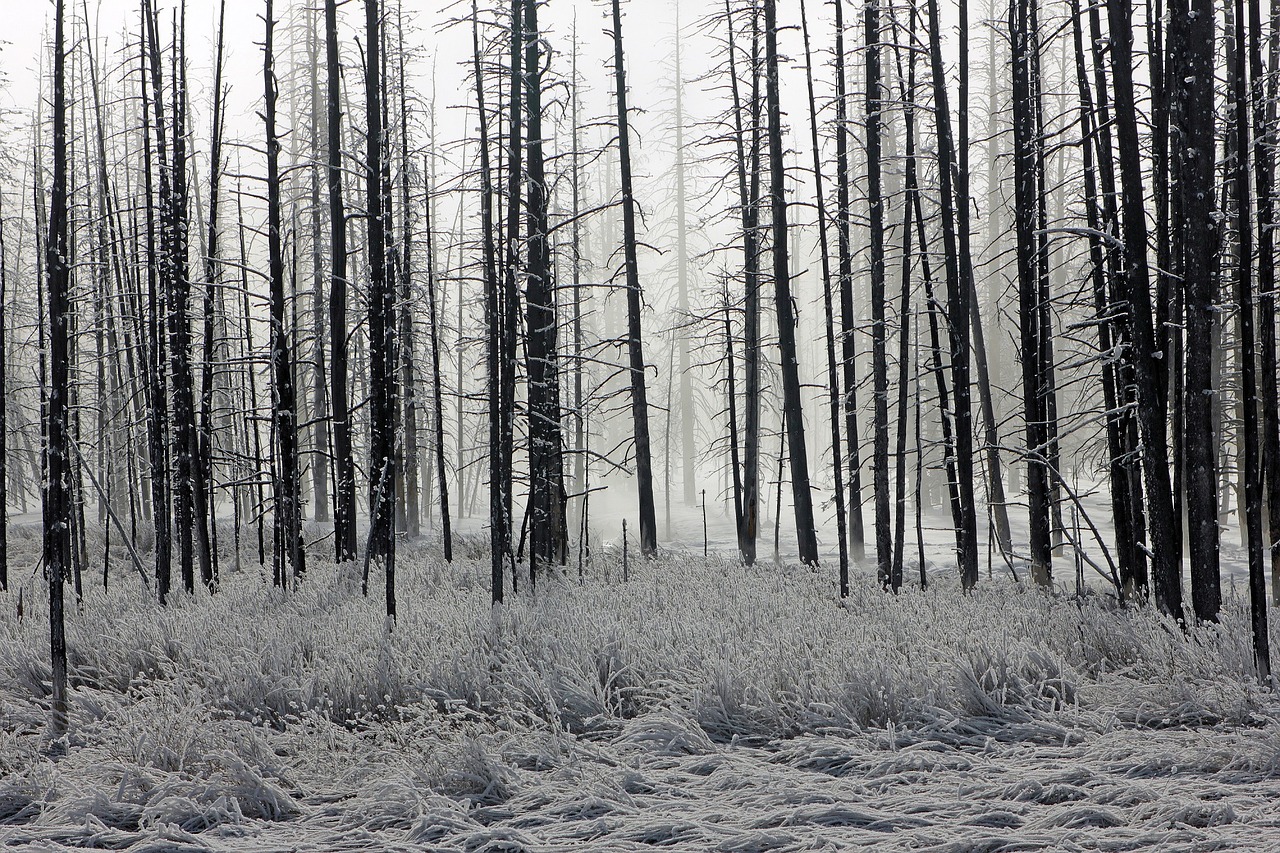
1,533,1279,850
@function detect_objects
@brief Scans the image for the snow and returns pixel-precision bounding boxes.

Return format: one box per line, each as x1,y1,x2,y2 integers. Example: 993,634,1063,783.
2,528,1280,850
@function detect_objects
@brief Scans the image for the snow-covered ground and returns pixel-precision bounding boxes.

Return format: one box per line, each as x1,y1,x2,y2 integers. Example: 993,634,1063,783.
2,522,1280,851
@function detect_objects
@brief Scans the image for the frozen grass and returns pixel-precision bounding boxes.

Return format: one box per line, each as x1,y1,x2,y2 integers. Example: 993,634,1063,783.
2,532,1279,850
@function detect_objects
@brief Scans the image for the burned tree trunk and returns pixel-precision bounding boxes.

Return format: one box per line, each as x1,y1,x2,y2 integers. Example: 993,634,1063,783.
926,0,979,586
610,0,658,558
763,0,819,566
325,0,357,565
45,0,71,734
1107,0,1183,618
799,0,849,594
364,0,397,616
1175,0,1221,622
264,0,306,583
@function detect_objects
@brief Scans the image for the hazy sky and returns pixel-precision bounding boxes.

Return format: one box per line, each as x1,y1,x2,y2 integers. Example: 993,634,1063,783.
0,0,737,146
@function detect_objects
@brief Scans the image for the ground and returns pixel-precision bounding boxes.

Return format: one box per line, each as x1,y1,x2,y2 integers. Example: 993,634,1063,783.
2,516,1279,851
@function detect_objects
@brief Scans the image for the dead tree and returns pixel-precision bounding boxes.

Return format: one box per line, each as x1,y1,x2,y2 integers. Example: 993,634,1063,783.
1232,0,1271,681
1175,0,1221,622
763,0,819,566
925,0,979,585
45,0,71,735
833,0,865,562
1010,0,1052,588
866,0,892,586
264,0,306,584
610,0,658,558
1107,0,1183,618
364,0,397,616
799,0,849,594
325,0,357,564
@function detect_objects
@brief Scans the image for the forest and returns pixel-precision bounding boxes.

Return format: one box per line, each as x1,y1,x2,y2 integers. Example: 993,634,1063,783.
2,0,1280,848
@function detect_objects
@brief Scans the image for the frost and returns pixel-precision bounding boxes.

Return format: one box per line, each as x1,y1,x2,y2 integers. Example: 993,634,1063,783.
1,534,1278,849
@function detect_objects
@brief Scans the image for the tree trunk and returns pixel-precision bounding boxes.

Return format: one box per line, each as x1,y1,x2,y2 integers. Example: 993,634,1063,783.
1232,0,1272,681
1011,0,1052,588
926,0,979,586
325,0,357,565
866,0,891,586
763,0,819,566
799,0,849,595
264,0,306,584
1107,0,1183,618
474,0,507,602
610,0,657,558
45,0,71,735
833,0,865,561
1174,0,1221,621
364,0,396,617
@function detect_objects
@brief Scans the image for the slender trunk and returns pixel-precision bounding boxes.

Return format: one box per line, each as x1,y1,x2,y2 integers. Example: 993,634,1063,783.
264,0,306,583
1176,0,1221,621
1107,0,1183,618
764,0,819,566
364,0,396,617
724,0,762,564
926,0,979,584
834,0,865,560
1011,0,1052,587
325,0,356,564
866,0,891,586
1233,0,1271,680
474,0,507,602
423,160,451,560
799,0,849,594
1070,0,1141,597
45,0,70,735
610,0,657,558
1249,0,1280,603
198,0,227,590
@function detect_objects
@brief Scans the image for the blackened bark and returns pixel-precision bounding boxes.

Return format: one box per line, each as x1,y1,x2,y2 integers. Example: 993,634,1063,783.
1011,0,1052,588
364,0,397,617
325,0,357,564
1232,0,1271,680
866,0,891,587
45,0,70,734
926,0,979,585
610,0,657,558
724,0,762,565
473,0,507,602
1107,0,1183,618
264,0,306,584
1175,0,1221,621
833,0,865,561
763,0,819,566
799,0,849,595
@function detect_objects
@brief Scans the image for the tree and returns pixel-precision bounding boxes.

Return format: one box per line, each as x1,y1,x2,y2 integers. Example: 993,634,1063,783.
473,0,509,603
833,0,865,561
925,0,979,586
1010,0,1052,588
1176,0,1221,622
364,0,397,617
763,0,819,566
44,0,71,735
1231,0,1271,680
866,0,891,587
524,0,568,578
1107,0,1183,618
325,0,358,565
264,0,306,584
722,0,764,565
610,0,658,558
799,0,849,595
